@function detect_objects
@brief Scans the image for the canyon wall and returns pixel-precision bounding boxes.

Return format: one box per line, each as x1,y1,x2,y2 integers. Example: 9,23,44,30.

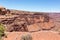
0,6,60,32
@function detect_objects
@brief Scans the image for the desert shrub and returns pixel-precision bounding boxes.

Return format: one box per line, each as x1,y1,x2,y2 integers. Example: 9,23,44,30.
0,23,5,40
21,34,32,40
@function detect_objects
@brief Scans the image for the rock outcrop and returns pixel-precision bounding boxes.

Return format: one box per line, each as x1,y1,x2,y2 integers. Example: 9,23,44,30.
0,6,60,32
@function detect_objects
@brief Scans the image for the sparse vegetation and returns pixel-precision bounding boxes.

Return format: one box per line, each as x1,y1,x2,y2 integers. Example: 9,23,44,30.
0,23,5,40
21,34,32,40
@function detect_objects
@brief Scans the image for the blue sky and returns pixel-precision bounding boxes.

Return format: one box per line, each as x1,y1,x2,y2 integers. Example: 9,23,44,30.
0,0,60,12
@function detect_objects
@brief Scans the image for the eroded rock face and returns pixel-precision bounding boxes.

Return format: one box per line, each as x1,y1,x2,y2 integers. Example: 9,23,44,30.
0,7,60,32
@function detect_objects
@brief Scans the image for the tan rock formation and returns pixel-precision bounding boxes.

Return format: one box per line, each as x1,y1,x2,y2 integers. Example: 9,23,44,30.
0,6,7,15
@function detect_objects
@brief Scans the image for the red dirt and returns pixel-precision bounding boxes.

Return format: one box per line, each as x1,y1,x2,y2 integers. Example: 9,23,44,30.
4,31,60,40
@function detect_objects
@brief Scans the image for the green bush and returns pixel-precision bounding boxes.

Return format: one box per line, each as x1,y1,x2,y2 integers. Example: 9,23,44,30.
21,34,32,40
0,23,5,40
